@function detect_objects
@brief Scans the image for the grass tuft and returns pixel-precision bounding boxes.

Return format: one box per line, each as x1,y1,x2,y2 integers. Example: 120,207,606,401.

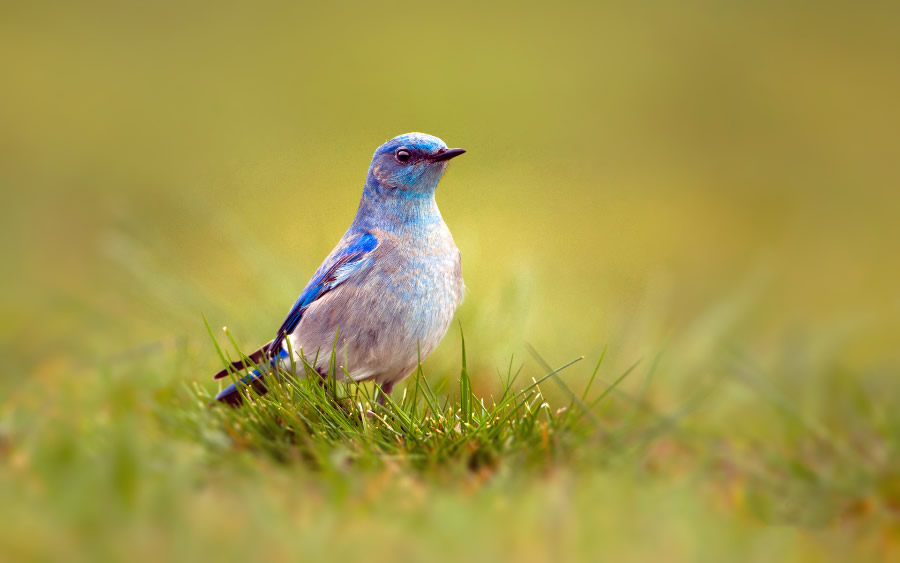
193,325,595,471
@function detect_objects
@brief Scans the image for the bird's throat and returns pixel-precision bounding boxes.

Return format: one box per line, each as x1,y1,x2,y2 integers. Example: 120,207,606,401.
354,181,443,232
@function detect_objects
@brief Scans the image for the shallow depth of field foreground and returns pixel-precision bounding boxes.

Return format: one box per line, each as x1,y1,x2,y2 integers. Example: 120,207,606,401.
2,3,899,562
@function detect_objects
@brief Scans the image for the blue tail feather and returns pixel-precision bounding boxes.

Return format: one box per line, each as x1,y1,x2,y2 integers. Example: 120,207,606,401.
214,348,289,406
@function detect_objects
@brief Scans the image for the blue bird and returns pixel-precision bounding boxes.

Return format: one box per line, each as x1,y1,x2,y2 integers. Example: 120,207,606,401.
214,133,466,405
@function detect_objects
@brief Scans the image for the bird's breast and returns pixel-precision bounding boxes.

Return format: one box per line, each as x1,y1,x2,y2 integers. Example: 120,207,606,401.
372,224,462,310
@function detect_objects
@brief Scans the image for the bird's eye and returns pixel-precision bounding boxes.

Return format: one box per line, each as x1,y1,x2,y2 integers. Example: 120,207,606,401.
395,149,411,163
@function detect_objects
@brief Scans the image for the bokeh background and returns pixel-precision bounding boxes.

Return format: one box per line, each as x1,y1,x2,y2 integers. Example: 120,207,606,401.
2,2,899,561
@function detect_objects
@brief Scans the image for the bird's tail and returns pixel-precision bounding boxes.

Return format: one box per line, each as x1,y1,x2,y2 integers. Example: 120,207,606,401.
215,370,268,406
214,347,289,406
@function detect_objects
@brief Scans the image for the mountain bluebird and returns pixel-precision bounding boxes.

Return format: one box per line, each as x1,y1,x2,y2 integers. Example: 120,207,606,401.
213,132,466,405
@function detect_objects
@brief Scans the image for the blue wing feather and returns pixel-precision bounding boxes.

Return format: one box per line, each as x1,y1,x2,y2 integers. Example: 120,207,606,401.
266,232,378,356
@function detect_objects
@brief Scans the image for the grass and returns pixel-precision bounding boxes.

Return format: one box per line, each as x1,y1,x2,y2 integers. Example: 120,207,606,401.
2,268,898,562
4,309,899,562
192,326,591,470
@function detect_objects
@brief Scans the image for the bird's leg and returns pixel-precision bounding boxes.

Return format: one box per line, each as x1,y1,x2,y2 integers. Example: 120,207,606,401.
375,381,395,407
362,382,393,420
373,381,411,437
311,366,335,397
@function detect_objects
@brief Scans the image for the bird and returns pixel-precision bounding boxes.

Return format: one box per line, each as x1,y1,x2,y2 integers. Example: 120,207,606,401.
213,132,466,406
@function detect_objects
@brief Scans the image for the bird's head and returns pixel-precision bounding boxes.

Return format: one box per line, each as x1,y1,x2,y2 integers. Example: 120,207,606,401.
366,132,466,197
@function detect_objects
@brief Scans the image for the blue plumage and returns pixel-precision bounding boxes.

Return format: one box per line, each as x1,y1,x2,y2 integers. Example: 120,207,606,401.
215,133,465,405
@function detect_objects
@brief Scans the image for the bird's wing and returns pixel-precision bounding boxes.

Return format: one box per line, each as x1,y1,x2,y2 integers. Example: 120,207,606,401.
266,231,378,357
212,231,378,381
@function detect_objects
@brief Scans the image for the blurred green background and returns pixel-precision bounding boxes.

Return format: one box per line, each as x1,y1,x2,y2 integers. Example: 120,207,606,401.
1,1,899,561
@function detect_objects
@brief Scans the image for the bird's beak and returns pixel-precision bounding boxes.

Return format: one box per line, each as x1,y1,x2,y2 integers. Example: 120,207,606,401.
432,148,466,161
